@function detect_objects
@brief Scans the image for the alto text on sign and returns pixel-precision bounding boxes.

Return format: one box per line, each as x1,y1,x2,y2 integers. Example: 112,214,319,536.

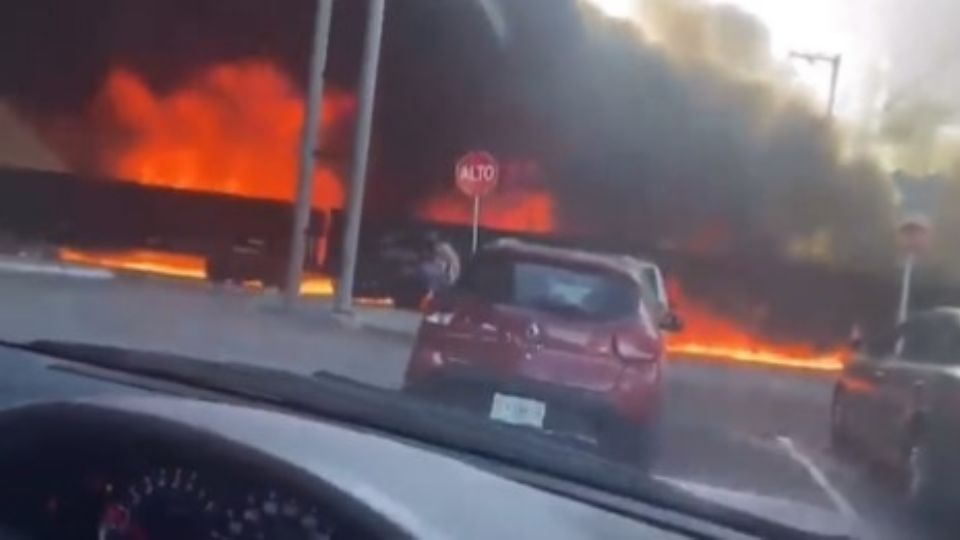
456,151,499,198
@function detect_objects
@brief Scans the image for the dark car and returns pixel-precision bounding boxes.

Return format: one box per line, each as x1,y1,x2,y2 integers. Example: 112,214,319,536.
831,307,960,511
353,230,443,308
404,239,681,468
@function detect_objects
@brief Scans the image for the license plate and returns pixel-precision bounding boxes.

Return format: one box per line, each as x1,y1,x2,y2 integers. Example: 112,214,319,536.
490,393,546,428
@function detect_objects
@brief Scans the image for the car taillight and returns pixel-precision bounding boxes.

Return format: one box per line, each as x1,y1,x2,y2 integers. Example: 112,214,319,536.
612,333,657,362
424,311,454,326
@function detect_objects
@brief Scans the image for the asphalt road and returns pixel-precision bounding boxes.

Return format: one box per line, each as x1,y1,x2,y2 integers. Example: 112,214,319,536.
659,361,951,540
0,268,951,539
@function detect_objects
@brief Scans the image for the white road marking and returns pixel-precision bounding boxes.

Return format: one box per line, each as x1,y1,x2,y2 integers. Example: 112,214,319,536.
776,435,865,534
0,259,114,279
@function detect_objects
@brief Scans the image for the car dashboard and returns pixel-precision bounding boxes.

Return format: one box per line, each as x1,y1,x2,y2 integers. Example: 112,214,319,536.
0,394,686,540
0,404,382,540
0,348,851,540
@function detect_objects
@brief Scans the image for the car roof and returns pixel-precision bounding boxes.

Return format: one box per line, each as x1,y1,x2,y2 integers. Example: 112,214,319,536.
619,257,660,273
912,307,960,324
482,239,651,285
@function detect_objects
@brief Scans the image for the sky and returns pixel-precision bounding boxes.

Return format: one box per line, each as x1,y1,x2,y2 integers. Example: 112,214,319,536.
584,0,960,127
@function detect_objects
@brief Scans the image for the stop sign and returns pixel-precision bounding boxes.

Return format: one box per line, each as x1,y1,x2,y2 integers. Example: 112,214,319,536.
455,151,499,198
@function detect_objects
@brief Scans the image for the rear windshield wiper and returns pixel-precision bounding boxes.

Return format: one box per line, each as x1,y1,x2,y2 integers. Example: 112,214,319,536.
6,340,848,540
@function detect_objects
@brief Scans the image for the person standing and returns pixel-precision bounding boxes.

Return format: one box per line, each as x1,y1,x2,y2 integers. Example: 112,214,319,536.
419,233,461,296
434,237,461,290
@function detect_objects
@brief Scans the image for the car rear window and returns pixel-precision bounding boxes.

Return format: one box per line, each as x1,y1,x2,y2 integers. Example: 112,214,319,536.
460,255,640,320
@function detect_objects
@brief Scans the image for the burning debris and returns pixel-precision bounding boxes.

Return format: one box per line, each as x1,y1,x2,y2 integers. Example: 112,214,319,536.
665,278,844,371
58,247,335,296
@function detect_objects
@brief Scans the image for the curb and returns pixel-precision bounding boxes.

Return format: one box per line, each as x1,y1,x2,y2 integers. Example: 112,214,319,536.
255,300,419,341
336,309,420,341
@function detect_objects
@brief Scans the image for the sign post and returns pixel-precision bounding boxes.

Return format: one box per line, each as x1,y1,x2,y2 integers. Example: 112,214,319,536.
472,195,482,253
455,151,499,253
897,254,915,325
896,217,933,324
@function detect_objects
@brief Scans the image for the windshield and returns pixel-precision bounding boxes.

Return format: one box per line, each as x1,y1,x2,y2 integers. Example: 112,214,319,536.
1,0,959,538
461,255,641,320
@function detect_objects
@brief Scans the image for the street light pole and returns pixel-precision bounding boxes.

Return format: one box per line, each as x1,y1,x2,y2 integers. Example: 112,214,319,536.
333,0,386,315
789,51,842,119
283,0,335,307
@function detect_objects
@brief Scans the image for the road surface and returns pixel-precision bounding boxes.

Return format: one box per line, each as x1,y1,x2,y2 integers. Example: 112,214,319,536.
0,267,950,539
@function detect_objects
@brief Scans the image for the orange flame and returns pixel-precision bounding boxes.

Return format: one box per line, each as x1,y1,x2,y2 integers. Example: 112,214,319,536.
665,279,844,371
418,190,555,233
58,248,334,296
100,61,354,207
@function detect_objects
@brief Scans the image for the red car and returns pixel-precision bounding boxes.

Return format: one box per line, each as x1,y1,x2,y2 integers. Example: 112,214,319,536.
404,239,681,468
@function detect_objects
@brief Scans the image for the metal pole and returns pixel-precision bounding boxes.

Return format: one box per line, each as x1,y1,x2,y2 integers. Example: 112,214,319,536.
827,55,841,119
788,51,842,120
897,254,915,324
471,196,481,253
333,0,386,314
284,0,335,307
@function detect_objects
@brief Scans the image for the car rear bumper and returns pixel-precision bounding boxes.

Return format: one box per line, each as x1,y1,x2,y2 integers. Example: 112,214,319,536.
404,364,654,446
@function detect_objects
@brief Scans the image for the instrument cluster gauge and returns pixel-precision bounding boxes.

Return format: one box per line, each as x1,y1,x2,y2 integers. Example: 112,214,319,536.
98,467,216,539
214,490,335,540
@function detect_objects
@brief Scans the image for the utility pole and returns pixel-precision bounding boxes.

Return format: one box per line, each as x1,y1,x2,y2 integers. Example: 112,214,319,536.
333,0,386,315
789,51,842,119
283,0,335,307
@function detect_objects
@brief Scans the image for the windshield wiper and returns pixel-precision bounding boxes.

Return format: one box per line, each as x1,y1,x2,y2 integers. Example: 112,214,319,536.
6,340,848,540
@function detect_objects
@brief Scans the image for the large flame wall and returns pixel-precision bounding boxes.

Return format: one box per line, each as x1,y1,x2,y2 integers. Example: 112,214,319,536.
99,61,354,208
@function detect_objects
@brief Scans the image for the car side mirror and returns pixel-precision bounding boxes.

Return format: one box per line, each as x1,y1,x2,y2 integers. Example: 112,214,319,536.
660,312,684,333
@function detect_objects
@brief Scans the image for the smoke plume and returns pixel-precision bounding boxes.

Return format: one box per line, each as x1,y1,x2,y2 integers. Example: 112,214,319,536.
495,0,897,268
